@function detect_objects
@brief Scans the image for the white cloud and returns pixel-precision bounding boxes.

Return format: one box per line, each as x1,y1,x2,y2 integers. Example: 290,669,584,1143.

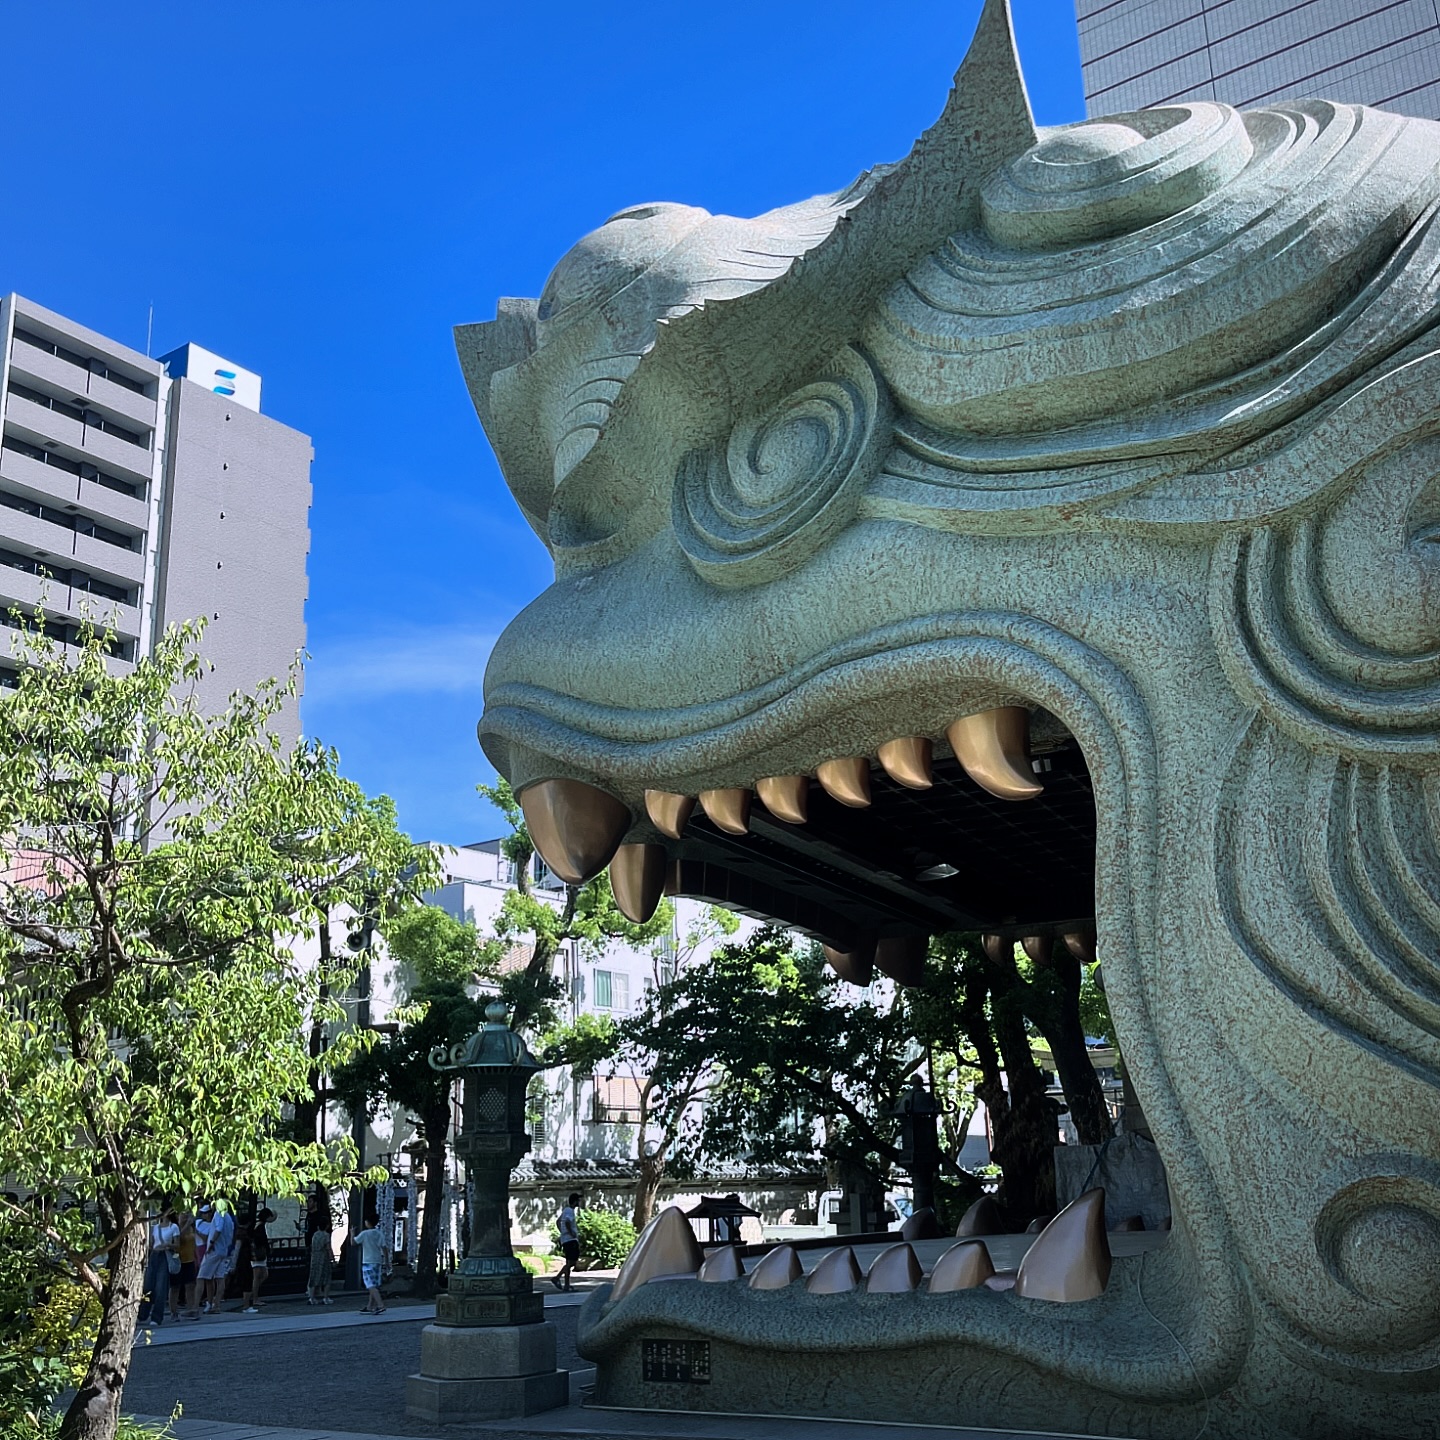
302,625,499,708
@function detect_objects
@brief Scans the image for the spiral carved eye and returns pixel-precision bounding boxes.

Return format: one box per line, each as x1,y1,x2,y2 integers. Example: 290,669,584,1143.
672,346,891,588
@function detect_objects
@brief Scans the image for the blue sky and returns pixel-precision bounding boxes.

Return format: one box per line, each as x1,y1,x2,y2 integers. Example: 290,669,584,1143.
1,2,1084,844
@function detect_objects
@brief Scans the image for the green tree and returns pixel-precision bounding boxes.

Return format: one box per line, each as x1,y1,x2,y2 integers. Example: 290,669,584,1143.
608,927,980,1218
911,935,1059,1225
332,904,500,1295
476,780,672,1034
0,614,434,1440
544,904,739,1230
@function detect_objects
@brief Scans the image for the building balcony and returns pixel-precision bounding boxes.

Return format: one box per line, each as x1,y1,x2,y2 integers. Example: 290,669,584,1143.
8,337,159,432
0,564,141,647
0,444,149,533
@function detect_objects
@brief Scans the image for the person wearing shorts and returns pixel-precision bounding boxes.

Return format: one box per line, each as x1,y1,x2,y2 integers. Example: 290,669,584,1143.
196,1200,235,1313
354,1217,386,1314
553,1193,581,1293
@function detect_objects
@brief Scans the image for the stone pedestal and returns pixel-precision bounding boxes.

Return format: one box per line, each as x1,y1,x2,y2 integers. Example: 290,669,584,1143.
405,1322,569,1423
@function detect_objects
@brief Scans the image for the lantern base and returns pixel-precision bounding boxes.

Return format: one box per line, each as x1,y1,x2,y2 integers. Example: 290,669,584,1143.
436,1270,545,1326
406,1321,569,1422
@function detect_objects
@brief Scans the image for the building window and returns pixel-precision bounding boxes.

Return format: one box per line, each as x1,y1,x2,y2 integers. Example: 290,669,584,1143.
593,969,629,1011
590,1075,644,1125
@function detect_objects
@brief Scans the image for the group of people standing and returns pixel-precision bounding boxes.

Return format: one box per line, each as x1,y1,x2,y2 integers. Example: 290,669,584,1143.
135,1200,274,1331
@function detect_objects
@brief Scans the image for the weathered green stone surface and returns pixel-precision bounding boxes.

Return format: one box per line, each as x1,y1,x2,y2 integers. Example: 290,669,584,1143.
460,1,1440,1435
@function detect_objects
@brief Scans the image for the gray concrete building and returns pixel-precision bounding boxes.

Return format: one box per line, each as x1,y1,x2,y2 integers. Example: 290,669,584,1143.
0,294,312,744
1077,0,1440,121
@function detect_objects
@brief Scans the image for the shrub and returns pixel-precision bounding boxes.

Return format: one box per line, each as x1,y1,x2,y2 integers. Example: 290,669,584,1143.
546,1207,637,1269
0,1278,100,1432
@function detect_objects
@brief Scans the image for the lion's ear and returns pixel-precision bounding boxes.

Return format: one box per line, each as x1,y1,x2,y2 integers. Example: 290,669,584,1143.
454,299,537,436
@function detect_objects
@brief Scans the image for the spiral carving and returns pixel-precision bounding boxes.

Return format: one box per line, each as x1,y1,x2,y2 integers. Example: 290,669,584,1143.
673,346,890,588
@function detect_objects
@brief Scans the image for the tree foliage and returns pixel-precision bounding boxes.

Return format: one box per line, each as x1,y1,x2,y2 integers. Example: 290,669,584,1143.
331,903,499,1294
0,614,435,1440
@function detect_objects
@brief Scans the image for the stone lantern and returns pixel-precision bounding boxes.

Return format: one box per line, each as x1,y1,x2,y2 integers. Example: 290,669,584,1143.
405,1001,568,1422
893,1075,942,1219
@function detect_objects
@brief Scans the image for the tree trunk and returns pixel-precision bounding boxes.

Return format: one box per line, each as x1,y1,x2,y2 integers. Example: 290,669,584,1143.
632,1152,664,1232
981,958,1058,1225
412,1103,450,1297
1019,942,1114,1146
60,1208,146,1440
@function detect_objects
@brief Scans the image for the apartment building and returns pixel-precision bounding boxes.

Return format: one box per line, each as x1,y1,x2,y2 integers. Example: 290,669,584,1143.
0,294,312,745
426,840,690,1164
1077,0,1440,121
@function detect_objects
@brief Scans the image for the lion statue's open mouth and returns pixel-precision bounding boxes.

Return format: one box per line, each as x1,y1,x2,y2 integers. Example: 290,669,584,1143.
459,2,1440,1435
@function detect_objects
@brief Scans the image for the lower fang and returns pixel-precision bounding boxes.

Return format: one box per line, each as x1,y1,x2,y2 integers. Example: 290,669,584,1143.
1013,1189,1112,1302
928,1240,995,1292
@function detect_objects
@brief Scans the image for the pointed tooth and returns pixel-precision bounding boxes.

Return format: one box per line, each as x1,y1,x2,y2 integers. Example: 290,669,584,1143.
1024,1215,1052,1234
946,706,1043,801
877,736,933,789
610,843,667,924
699,787,751,835
608,1206,704,1303
518,779,631,886
874,935,927,986
756,775,807,825
816,757,871,808
805,1246,863,1294
823,940,875,986
644,790,695,840
1063,928,1097,965
928,1239,996,1292
955,1196,1005,1237
1014,1189,1112,1302
899,1208,942,1241
748,1244,803,1290
697,1245,745,1283
1021,934,1053,966
980,934,1013,966
866,1242,923,1293
898,1209,944,1244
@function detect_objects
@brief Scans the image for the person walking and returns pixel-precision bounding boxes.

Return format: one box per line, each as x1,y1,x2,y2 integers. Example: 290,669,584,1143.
553,1192,582,1293
242,1208,273,1313
353,1215,387,1314
307,1198,334,1305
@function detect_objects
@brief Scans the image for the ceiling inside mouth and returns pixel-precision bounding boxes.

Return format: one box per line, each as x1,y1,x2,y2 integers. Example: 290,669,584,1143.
667,741,1096,946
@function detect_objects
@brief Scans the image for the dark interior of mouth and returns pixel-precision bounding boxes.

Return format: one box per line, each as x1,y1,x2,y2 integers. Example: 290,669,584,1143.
666,710,1095,949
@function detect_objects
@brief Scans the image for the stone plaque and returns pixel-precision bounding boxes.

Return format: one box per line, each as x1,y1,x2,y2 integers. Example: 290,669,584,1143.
641,1339,710,1384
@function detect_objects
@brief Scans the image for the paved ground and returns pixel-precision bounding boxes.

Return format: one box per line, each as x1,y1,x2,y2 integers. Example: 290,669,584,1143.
127,1292,593,1435
125,1268,1133,1440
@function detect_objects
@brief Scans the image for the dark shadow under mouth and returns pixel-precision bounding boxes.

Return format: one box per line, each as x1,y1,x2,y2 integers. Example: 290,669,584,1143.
664,714,1096,951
